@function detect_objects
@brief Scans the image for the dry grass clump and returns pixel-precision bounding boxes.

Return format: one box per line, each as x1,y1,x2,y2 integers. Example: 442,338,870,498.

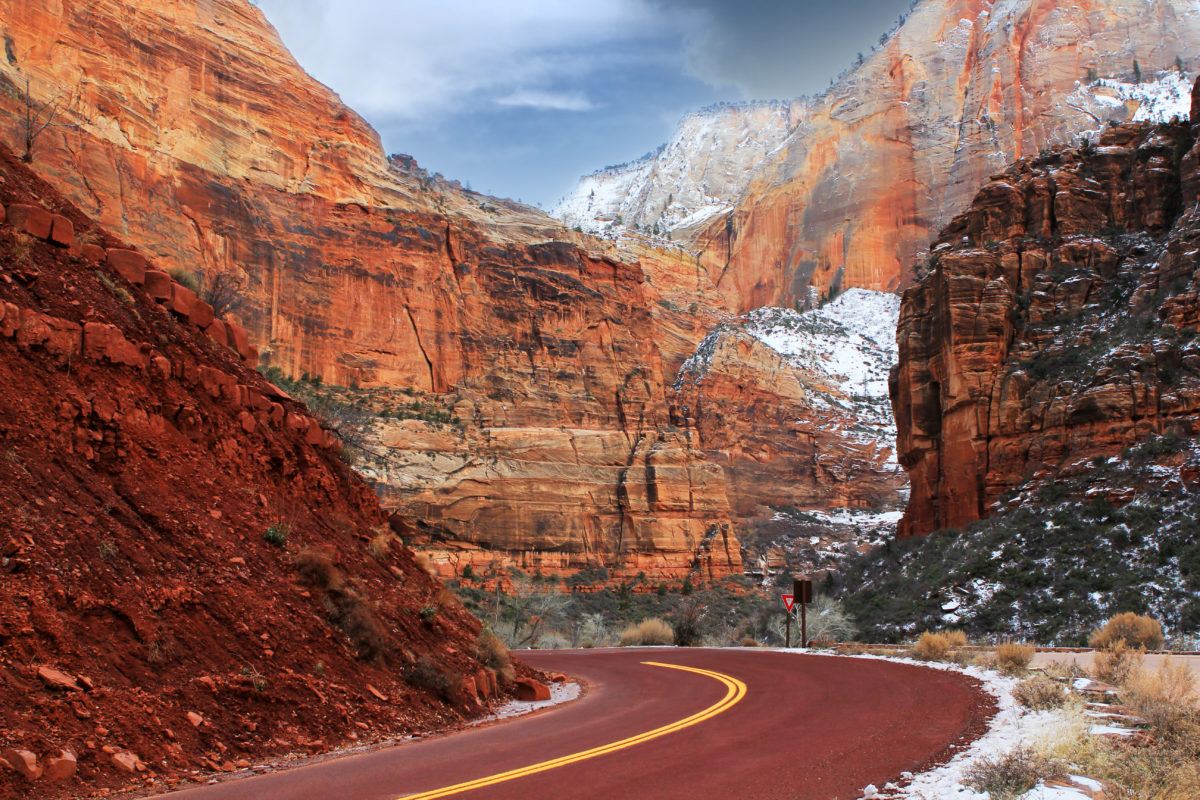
368,530,395,561
913,631,951,661
964,747,1064,800
1123,659,1198,737
996,641,1036,675
295,547,389,661
943,629,969,647
475,630,515,684
1093,640,1144,685
1013,675,1068,710
619,618,674,647
739,636,760,648
404,656,462,703
1089,612,1164,651
413,552,437,576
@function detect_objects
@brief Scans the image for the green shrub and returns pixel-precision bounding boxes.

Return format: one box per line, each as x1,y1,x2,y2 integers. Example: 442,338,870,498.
263,523,289,547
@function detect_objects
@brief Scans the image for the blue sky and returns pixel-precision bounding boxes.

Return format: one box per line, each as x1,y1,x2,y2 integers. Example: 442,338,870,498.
256,0,913,208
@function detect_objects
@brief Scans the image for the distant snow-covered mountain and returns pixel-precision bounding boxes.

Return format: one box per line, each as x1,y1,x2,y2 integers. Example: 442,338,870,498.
553,101,802,237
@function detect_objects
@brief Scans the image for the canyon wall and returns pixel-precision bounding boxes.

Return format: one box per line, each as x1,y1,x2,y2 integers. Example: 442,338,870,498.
0,146,495,797
0,0,742,582
893,82,1200,536
561,0,1200,312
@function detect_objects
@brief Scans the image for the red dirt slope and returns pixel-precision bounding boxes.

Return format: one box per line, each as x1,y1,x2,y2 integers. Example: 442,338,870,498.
0,146,501,798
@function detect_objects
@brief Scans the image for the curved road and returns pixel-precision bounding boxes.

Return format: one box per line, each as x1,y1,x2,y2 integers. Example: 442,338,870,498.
163,649,994,800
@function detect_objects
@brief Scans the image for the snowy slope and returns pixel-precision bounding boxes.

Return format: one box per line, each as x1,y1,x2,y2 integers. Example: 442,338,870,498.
1065,70,1193,130
553,101,801,236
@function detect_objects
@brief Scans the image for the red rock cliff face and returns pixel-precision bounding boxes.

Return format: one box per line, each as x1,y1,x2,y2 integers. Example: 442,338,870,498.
692,0,1200,311
0,0,740,582
0,147,498,798
893,81,1200,536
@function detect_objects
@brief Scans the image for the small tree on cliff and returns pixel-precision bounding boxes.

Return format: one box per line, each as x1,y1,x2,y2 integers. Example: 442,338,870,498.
199,270,249,317
15,75,80,164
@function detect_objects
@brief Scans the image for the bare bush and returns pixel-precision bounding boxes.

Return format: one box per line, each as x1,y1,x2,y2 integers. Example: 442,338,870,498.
199,269,248,317
671,599,705,647
964,747,1063,800
475,630,515,684
1013,675,1068,710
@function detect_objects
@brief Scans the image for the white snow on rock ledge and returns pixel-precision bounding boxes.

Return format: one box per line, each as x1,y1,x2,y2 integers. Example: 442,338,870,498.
768,648,1079,800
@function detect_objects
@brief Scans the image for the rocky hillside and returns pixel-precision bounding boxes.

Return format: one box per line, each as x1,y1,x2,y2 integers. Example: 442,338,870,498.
0,0,745,585
0,146,504,798
563,0,1200,312
845,80,1200,642
554,101,802,239
674,289,906,581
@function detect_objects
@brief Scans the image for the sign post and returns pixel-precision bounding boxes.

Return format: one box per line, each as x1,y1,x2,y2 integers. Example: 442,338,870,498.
793,577,813,648
781,594,795,647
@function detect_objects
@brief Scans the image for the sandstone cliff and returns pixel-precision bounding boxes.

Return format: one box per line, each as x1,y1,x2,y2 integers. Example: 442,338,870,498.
0,0,744,583
892,79,1200,537
561,0,1200,312
0,146,499,798
674,289,907,577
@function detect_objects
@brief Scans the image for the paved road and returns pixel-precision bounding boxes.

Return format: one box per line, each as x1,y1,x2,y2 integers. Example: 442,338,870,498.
162,649,994,800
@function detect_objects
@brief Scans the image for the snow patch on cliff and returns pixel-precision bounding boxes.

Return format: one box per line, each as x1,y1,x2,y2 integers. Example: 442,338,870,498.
743,288,900,401
1067,70,1193,131
553,101,799,236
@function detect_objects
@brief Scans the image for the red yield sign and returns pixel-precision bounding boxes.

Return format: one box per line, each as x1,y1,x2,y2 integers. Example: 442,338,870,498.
781,594,795,613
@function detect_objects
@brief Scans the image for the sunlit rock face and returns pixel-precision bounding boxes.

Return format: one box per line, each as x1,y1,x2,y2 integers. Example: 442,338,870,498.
562,0,1200,311
0,0,742,582
893,96,1200,536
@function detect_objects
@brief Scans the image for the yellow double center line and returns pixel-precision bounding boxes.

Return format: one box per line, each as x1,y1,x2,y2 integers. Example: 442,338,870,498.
398,661,748,799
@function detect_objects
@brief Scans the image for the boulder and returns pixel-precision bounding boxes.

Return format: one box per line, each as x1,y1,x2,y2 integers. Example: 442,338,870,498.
106,249,147,285
144,270,173,302
186,711,203,727
513,677,550,702
205,318,229,348
83,322,146,368
225,319,251,359
110,751,142,773
7,204,53,239
49,215,74,248
168,283,198,319
43,750,76,782
37,665,82,691
188,298,215,329
80,243,106,263
1,748,41,780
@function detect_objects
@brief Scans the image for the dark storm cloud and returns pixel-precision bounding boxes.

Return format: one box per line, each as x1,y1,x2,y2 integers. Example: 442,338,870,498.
655,0,916,99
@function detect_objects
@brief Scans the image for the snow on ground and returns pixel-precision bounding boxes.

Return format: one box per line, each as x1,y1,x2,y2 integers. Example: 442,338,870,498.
772,649,1088,800
474,681,582,724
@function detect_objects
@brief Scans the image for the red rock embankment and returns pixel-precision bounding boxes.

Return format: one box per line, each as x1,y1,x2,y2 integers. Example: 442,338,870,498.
892,79,1200,536
0,146,507,799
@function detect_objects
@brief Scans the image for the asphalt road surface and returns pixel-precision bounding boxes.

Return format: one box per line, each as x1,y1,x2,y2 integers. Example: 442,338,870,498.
162,648,994,800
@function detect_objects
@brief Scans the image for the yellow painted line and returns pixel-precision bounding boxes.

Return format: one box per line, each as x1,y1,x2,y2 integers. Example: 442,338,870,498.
397,661,748,799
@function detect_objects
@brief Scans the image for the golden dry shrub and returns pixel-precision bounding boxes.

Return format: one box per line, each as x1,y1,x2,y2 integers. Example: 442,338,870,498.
1089,612,1164,651
1013,675,1067,710
996,641,1036,675
475,630,515,684
1124,659,1199,736
413,552,437,577
618,618,674,647
913,631,951,661
1092,640,1144,685
943,629,970,648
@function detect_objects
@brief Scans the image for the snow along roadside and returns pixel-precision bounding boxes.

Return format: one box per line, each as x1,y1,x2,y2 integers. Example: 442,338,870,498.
768,648,1082,799
471,680,583,725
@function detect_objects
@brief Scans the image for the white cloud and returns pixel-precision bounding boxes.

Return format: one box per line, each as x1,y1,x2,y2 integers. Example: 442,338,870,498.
256,0,683,121
495,89,596,111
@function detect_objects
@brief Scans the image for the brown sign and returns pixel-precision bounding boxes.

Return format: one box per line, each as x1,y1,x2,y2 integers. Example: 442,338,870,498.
793,577,813,605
